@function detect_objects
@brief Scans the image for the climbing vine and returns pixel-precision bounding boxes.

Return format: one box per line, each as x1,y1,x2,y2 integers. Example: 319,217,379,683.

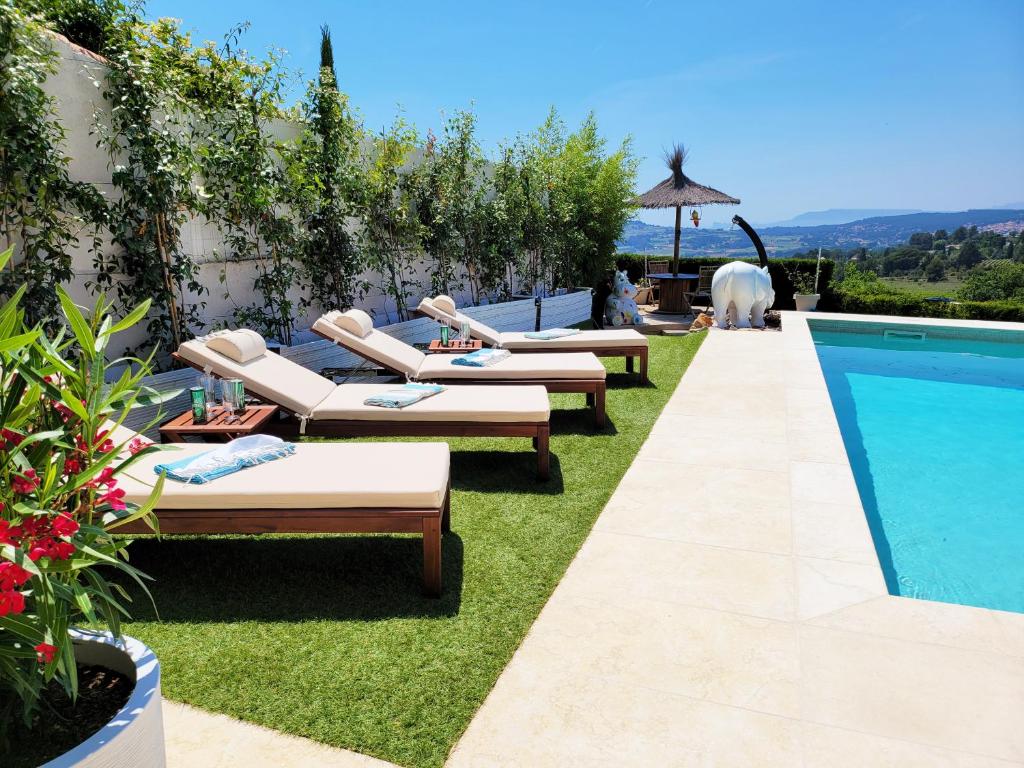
90,17,206,357
0,1,106,325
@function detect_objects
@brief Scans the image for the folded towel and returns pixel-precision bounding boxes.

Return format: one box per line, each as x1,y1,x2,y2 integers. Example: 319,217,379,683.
364,383,446,409
155,434,295,484
451,348,512,367
524,328,582,340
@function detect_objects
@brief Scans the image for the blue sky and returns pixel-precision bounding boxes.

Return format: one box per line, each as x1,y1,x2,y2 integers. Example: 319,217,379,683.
148,0,1024,226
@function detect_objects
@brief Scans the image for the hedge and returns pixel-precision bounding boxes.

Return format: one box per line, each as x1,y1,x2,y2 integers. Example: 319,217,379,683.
833,291,1024,322
613,253,836,311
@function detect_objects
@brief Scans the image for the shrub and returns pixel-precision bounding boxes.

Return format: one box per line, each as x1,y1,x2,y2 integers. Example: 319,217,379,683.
958,262,1024,302
613,253,835,310
0,246,168,741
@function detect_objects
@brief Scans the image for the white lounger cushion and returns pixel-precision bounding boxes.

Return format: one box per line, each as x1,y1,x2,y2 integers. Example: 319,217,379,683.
310,383,550,423
315,312,426,377
334,308,374,338
417,351,606,381
419,296,645,350
205,329,267,363
178,337,336,417
120,442,449,510
497,328,647,350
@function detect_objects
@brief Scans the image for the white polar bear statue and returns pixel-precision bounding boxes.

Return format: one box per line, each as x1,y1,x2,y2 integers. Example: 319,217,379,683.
711,261,775,329
605,269,644,326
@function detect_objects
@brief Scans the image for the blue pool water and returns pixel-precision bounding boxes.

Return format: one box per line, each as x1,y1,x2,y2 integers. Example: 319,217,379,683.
810,320,1024,614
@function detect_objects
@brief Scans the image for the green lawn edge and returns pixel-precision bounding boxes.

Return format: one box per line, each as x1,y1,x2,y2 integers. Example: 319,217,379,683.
122,333,704,767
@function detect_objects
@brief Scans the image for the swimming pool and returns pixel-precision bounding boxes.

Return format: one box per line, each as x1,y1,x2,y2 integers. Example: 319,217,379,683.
809,319,1024,614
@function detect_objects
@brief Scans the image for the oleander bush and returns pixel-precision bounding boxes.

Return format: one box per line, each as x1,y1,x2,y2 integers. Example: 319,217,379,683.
0,246,170,744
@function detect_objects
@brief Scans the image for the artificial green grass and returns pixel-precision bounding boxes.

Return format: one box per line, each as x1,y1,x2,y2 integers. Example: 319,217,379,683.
122,334,704,767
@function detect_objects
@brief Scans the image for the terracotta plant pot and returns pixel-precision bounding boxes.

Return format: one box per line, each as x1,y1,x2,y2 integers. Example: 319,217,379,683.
42,630,165,768
793,293,820,312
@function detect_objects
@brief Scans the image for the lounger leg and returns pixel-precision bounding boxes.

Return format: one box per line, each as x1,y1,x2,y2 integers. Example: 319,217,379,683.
441,485,451,534
594,383,607,428
423,516,442,598
626,355,634,373
640,348,649,385
536,424,550,481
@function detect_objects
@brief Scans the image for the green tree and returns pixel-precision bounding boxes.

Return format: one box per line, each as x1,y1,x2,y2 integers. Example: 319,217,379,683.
924,254,945,282
290,24,366,316
360,117,424,322
908,231,933,250
956,240,983,270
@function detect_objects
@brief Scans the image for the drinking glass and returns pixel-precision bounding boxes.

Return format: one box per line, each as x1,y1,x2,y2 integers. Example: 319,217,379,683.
221,379,237,423
198,374,217,420
460,320,471,344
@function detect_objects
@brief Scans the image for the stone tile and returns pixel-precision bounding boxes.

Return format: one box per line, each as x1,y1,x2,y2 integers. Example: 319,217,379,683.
809,595,1024,658
525,591,801,717
650,412,789,443
786,426,850,463
800,722,1019,768
448,671,803,768
595,491,792,555
798,624,1024,762
613,459,792,515
791,501,877,564
790,460,860,505
164,702,396,768
638,429,790,472
796,557,887,620
558,531,796,621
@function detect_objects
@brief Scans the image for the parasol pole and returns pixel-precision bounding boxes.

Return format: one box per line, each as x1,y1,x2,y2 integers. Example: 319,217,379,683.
672,205,681,276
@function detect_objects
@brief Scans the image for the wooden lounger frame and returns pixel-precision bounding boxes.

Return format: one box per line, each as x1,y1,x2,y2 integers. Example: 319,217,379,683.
172,353,551,479
310,328,607,429
118,486,451,597
411,308,649,385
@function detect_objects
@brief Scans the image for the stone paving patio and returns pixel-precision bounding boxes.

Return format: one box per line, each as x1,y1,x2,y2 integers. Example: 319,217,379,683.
163,312,1024,766
446,312,1024,767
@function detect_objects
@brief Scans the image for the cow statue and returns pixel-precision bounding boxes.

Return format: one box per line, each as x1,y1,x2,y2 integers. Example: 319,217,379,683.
711,261,775,329
604,269,644,326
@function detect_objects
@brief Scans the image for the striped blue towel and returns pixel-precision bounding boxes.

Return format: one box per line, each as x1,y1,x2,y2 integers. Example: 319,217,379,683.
524,328,581,340
155,435,295,484
364,383,446,409
451,348,512,367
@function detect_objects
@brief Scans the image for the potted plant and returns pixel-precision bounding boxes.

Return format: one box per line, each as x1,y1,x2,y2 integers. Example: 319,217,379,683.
786,264,821,311
0,247,171,767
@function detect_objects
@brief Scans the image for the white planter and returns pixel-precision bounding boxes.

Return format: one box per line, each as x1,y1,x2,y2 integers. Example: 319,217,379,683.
793,293,820,312
42,630,165,768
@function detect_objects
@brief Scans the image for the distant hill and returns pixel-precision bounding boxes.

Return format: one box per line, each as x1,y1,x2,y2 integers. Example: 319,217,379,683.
764,208,922,227
618,209,1024,258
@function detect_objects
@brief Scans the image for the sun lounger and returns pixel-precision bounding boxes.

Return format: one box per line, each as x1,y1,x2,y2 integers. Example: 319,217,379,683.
115,433,451,596
416,295,649,383
310,310,608,427
174,330,552,479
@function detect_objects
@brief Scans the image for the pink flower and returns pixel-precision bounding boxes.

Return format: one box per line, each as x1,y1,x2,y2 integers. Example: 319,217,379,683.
52,513,79,538
128,437,151,455
0,519,20,546
0,590,25,616
97,485,126,511
34,643,57,664
12,469,39,495
1,428,24,451
0,562,32,590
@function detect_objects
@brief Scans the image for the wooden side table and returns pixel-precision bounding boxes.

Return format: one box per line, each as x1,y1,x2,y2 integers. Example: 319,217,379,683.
160,404,279,443
427,339,483,353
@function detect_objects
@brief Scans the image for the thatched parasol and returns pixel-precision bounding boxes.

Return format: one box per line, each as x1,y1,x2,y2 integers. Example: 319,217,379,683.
635,145,740,276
